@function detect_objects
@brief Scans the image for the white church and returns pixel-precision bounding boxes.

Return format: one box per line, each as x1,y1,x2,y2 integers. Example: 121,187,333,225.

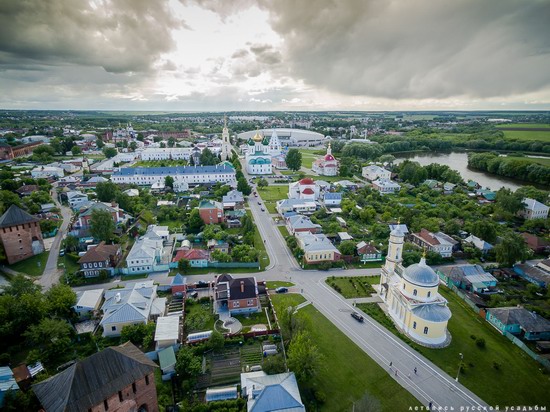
379,225,452,347
244,130,282,175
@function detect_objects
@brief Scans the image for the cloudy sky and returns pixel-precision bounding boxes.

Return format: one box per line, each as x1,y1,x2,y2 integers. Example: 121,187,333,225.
0,0,549,111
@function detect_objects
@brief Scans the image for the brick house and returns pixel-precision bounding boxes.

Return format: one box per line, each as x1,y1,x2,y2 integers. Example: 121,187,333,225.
0,205,44,264
214,274,261,315
0,141,43,160
198,200,224,224
410,228,456,258
33,342,159,412
78,241,122,278
76,202,126,229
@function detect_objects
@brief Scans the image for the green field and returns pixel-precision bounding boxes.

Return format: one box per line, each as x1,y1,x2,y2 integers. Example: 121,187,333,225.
360,287,550,407
496,123,550,129
298,150,320,169
326,276,380,298
8,252,49,277
266,280,294,289
271,294,420,411
258,185,288,201
277,226,290,238
505,156,550,166
502,130,550,142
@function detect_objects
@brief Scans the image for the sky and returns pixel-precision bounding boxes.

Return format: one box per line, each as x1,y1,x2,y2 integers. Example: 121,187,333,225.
0,0,549,111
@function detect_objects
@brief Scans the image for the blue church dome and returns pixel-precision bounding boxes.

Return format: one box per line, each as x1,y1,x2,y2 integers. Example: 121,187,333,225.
403,258,439,286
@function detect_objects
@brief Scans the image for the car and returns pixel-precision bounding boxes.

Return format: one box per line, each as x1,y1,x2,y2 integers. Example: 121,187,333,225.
275,287,288,293
257,201,262,205
260,208,265,212
188,291,199,299
351,312,364,322
59,249,65,257
197,280,209,288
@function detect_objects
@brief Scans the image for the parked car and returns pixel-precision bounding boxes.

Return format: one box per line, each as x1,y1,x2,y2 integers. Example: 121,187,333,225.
197,280,209,288
59,249,65,257
275,287,288,293
351,312,364,322
261,208,265,212
188,291,199,299
257,201,262,205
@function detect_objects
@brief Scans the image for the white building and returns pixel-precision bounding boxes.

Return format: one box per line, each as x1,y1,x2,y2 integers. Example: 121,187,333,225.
276,198,317,215
66,191,89,210
238,128,326,147
379,227,451,347
372,179,401,194
126,234,164,274
288,177,321,200
244,131,281,175
31,166,64,178
73,289,104,318
521,198,549,220
140,147,194,161
362,164,391,181
411,229,455,258
154,316,181,350
311,143,339,176
110,164,236,187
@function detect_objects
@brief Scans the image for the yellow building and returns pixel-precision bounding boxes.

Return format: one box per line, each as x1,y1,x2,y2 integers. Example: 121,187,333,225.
379,226,451,347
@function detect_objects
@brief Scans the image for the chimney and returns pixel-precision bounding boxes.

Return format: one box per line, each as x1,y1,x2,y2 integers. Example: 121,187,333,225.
240,281,244,293
115,292,121,303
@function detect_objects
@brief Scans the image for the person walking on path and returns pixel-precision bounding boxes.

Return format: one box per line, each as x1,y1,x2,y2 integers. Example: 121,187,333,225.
414,367,417,375
389,361,392,368
394,369,398,377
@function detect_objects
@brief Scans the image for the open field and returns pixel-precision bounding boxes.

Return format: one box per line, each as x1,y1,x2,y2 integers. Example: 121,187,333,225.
298,150,320,169
277,226,290,238
257,185,288,201
326,276,380,298
358,287,550,406
505,156,550,166
496,123,550,129
502,130,550,142
271,294,420,412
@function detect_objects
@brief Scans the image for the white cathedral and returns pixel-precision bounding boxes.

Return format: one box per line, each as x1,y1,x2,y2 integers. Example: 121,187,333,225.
245,130,282,175
379,225,452,347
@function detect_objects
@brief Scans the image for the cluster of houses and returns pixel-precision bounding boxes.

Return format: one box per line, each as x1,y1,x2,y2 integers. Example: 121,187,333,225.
362,164,401,194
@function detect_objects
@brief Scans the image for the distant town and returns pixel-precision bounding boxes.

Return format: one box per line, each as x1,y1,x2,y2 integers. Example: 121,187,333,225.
0,110,549,411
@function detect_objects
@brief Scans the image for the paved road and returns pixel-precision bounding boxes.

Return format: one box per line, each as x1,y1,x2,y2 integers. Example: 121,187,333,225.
38,185,73,289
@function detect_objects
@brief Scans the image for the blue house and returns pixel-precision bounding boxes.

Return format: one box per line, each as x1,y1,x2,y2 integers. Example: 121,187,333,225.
513,263,550,288
446,264,498,292
0,366,18,407
486,307,550,341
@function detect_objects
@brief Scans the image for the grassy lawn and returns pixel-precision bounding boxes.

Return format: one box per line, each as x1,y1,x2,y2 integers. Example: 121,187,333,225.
297,150,320,169
121,273,149,281
62,254,81,274
264,201,278,214
249,210,270,270
362,286,550,406
271,294,420,411
157,219,187,231
185,300,216,333
234,310,269,327
257,185,288,202
345,260,385,269
277,226,290,238
266,280,294,289
496,123,550,129
8,252,49,276
502,130,550,142
326,276,380,298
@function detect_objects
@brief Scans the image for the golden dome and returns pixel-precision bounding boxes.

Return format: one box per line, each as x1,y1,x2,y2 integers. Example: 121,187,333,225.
253,131,263,142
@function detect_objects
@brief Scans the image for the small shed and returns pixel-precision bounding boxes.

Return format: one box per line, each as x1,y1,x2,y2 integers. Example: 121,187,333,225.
171,273,187,294
155,316,181,350
158,346,176,375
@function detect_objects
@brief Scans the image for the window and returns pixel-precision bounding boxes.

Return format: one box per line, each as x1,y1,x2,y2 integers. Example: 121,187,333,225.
118,391,123,402
104,399,109,410
132,382,137,394
145,375,150,385
424,327,429,335
403,284,405,290
247,299,255,306
427,291,431,298
233,301,240,308
413,289,418,296
413,321,417,329
111,326,116,331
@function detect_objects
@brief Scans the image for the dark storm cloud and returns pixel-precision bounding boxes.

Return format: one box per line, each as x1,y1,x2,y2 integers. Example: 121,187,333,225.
189,0,550,99
0,0,182,74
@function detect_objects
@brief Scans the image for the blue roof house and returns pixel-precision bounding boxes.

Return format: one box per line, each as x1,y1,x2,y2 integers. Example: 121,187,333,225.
0,366,18,407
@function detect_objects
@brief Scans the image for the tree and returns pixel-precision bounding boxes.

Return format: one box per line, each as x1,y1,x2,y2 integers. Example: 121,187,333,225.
175,346,202,381
495,232,530,267
96,138,105,149
469,220,498,243
338,240,356,256
24,318,73,365
279,306,309,343
257,178,268,188
32,145,55,162
129,141,137,151
286,149,302,171
45,284,76,319
64,235,80,252
120,322,155,347
164,175,174,190
177,258,191,273
496,188,523,215
103,147,117,158
187,209,204,233
199,148,219,165
208,330,225,351
237,177,252,196
211,250,232,262
287,331,324,383
71,145,82,156
89,209,116,242
96,181,119,202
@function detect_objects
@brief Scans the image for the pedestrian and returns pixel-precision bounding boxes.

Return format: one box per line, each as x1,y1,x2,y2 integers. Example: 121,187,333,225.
428,401,433,410
389,361,392,368
394,370,398,377
414,367,417,375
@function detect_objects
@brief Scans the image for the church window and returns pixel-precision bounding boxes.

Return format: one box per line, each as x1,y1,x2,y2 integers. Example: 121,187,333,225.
413,289,418,296
423,327,429,334
403,284,405,290
413,321,417,329
427,291,431,298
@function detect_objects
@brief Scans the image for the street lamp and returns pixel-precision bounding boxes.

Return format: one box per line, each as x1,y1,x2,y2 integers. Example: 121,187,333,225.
455,353,464,382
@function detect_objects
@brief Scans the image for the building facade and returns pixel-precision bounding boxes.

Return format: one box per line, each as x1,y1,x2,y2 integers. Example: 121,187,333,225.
0,205,44,264
311,143,339,176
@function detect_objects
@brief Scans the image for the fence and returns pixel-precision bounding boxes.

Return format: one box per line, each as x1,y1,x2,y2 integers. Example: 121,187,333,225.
207,262,259,269
449,284,483,315
503,332,550,370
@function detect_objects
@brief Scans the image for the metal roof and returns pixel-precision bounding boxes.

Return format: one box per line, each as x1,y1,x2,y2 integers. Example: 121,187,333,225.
0,204,39,228
113,164,235,176
403,258,439,286
155,316,180,342
412,304,452,322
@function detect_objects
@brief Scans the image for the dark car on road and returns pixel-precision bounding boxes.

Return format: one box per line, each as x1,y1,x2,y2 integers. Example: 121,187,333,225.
275,287,288,293
351,311,364,322
257,201,262,205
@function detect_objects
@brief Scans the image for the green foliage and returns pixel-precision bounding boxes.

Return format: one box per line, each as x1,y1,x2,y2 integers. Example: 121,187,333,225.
89,209,116,241
287,331,324,383
285,149,302,171
338,240,356,256
262,354,287,375
71,145,82,155
187,209,204,233
208,330,225,351
24,318,73,365
165,175,174,190
0,190,22,214
32,145,55,162
257,178,268,188
199,147,219,165
64,235,80,252
175,346,202,381
178,258,191,273
211,250,232,262
495,232,530,267
237,177,252,195
96,181,119,202
103,147,118,158
45,284,77,319
120,322,156,348
231,244,258,262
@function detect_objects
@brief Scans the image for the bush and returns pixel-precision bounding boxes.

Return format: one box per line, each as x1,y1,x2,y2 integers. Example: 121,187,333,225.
493,361,501,370
476,338,486,349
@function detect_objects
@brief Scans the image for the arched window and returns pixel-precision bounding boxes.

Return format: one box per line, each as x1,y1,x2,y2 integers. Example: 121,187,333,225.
413,289,418,296
403,284,406,290
413,321,417,329
424,327,429,334
427,291,431,298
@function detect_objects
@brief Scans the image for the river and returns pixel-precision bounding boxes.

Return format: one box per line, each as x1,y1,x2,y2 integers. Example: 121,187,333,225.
394,152,543,191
